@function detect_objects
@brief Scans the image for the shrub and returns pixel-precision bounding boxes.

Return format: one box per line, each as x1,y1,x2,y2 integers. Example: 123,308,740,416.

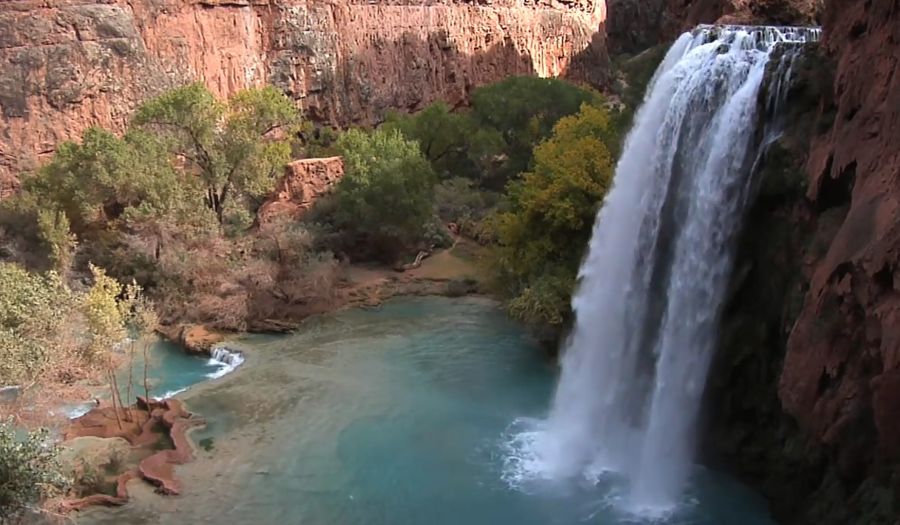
434,177,498,225
332,128,437,261
0,420,68,521
0,264,76,386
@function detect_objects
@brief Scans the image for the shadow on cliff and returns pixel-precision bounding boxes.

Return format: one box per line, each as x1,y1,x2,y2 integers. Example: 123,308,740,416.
280,28,607,126
300,30,537,125
561,25,610,89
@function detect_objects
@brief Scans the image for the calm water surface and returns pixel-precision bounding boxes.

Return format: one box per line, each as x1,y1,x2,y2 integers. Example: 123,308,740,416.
82,297,773,525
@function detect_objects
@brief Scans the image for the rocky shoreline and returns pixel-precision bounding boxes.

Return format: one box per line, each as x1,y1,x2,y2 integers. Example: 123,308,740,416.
157,247,486,355
60,398,201,512
58,249,487,514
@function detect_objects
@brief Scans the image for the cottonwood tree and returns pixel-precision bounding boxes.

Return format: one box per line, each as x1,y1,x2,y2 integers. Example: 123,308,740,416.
381,78,604,191
133,84,301,223
492,103,617,329
382,102,478,180
22,127,186,232
333,129,437,259
469,77,605,188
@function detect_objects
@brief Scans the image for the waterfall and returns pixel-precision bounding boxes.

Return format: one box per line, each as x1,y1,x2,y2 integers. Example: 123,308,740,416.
523,25,821,515
207,346,246,379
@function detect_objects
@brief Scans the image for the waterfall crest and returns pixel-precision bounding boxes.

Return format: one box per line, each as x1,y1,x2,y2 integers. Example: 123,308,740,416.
520,25,820,515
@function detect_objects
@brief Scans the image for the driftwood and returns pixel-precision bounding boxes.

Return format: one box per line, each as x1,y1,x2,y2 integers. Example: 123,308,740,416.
394,250,430,272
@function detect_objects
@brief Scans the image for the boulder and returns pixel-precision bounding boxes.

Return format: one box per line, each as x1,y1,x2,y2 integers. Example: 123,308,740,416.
257,157,345,224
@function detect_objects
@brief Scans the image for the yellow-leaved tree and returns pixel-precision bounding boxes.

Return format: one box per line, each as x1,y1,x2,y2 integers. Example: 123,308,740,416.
492,103,618,333
84,264,129,428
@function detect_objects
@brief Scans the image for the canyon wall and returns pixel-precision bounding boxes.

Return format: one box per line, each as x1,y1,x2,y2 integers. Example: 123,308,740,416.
0,0,607,193
604,0,820,52
780,0,900,518
710,0,899,523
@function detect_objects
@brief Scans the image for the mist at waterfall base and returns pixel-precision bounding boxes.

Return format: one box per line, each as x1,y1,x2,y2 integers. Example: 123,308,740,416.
508,24,821,518
82,297,772,525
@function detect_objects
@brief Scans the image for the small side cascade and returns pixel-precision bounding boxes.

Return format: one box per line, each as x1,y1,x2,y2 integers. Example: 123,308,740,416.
504,24,821,517
208,346,246,379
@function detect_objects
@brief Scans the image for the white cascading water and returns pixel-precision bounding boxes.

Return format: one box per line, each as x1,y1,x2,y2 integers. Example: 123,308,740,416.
513,25,821,515
208,346,246,379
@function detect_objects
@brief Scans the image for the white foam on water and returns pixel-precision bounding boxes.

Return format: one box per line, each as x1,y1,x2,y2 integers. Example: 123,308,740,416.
206,346,245,379
153,387,189,401
502,24,821,517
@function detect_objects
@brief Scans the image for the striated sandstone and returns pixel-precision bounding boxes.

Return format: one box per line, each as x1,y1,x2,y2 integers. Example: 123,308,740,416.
257,156,344,224
779,0,900,483
0,0,607,187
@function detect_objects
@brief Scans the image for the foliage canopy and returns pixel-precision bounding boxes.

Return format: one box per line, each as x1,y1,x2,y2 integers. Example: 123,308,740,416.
0,420,68,523
133,83,301,223
382,77,604,190
491,103,617,329
332,129,437,259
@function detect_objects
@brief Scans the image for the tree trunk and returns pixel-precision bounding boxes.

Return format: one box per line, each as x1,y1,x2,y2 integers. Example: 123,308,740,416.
107,370,123,431
143,342,152,413
125,340,135,424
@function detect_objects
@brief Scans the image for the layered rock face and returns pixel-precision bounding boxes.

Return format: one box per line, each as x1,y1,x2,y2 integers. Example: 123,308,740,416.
710,0,899,522
0,0,607,188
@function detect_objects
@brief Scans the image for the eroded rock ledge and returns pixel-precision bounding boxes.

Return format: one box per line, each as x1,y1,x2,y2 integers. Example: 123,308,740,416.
61,397,201,511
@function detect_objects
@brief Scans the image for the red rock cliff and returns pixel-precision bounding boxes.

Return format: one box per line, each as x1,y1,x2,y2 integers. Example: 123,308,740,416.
779,0,900,492
0,0,607,187
257,156,345,224
708,1,898,522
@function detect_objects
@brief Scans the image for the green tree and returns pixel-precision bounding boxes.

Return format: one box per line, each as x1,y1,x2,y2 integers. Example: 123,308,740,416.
21,128,187,232
0,264,75,386
382,102,477,179
383,79,603,191
0,420,68,523
492,103,617,330
133,83,301,223
23,127,134,231
35,208,77,275
470,77,604,188
333,128,437,259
